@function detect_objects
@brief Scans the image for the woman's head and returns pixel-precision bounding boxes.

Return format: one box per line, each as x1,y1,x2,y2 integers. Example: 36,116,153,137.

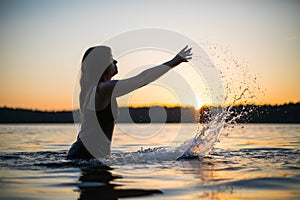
81,46,116,84
80,46,117,109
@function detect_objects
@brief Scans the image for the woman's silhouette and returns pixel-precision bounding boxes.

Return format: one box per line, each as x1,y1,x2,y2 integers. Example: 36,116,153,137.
67,45,192,159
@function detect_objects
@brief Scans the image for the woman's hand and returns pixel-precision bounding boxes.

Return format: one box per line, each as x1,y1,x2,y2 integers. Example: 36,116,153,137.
171,45,193,66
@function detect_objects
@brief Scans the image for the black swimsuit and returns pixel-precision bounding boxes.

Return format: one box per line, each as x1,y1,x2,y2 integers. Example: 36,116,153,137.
96,103,115,141
67,103,115,159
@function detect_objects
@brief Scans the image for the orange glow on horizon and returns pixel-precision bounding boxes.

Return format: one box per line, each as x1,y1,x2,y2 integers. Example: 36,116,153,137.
1,99,300,112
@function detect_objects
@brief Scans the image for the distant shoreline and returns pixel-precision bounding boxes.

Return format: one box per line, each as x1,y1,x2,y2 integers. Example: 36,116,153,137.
0,103,299,123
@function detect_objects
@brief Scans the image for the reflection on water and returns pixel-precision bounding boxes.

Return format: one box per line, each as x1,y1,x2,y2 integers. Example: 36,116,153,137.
0,124,299,199
77,166,162,200
0,166,163,200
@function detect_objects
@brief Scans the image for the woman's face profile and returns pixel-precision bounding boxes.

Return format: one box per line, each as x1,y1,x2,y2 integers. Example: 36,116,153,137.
107,59,118,77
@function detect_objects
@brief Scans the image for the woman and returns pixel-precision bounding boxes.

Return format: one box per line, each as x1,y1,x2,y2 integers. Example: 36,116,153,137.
67,45,192,159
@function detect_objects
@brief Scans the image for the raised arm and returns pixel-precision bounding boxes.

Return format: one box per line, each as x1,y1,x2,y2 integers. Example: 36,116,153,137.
97,46,192,102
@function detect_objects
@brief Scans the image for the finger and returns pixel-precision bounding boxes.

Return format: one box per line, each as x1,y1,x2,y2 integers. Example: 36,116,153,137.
181,45,188,52
184,52,193,57
182,58,191,62
184,49,192,55
184,48,192,54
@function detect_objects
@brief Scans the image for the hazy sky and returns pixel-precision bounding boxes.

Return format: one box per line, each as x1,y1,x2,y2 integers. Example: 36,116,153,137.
0,0,299,110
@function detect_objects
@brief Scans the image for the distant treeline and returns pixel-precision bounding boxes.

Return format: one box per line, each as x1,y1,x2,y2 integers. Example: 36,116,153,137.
118,107,196,123
0,103,299,123
0,107,195,123
0,107,75,123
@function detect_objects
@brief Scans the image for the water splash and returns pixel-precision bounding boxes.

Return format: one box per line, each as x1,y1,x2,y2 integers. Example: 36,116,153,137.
178,89,252,160
100,147,181,165
100,41,263,163
176,40,265,159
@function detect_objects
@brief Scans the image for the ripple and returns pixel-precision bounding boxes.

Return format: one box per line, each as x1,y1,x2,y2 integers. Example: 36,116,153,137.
220,176,300,190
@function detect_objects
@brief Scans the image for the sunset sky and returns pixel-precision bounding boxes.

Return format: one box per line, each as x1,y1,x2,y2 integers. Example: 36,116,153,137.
0,0,299,111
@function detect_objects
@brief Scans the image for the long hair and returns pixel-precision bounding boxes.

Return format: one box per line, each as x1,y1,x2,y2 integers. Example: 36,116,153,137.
79,46,112,111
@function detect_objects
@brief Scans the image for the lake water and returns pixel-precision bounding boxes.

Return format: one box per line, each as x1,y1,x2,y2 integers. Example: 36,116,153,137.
0,123,299,199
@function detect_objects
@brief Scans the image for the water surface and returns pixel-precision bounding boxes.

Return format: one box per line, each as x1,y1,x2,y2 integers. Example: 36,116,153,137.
0,124,299,199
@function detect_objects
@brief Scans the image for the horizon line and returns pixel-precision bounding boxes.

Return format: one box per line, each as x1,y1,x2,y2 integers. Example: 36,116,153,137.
1,101,300,112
